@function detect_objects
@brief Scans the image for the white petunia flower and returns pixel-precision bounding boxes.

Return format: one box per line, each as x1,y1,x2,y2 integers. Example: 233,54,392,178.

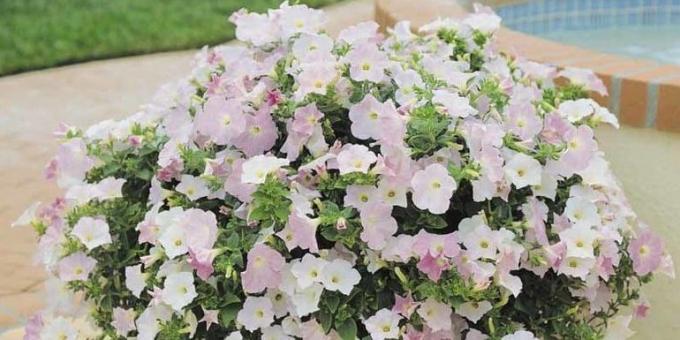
237,296,275,331
320,259,361,295
262,324,294,340
564,197,600,228
363,308,402,340
162,272,197,312
11,201,41,228
125,264,147,298
456,301,492,323
225,331,243,340
290,283,324,317
559,225,599,259
265,288,290,318
603,314,635,340
40,316,78,340
241,155,290,184
558,256,596,279
175,174,210,201
501,330,539,340
71,216,112,250
504,153,542,189
158,223,187,259
291,254,327,289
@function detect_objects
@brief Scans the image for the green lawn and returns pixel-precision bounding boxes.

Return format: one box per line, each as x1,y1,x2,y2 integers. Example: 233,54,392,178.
0,0,342,76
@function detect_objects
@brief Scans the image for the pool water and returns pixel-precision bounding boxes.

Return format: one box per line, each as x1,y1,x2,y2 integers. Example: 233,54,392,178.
539,26,680,65
493,0,680,65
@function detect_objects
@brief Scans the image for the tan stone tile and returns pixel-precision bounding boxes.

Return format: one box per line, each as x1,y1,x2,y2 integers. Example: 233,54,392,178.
0,290,43,328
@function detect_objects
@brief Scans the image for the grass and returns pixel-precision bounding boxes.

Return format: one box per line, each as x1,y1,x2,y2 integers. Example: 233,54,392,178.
0,0,342,76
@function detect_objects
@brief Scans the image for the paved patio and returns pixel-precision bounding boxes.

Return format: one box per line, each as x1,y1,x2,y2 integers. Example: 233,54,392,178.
1,0,678,338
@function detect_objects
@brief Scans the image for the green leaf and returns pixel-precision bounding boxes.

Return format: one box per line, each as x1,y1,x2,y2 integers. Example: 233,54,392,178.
318,310,333,333
325,294,340,313
220,303,240,328
336,319,358,340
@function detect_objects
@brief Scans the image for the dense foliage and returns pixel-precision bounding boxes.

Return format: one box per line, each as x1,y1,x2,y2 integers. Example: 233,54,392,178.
15,3,673,339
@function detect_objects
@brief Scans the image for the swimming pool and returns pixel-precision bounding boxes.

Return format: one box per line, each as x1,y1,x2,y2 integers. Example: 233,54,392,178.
496,0,680,65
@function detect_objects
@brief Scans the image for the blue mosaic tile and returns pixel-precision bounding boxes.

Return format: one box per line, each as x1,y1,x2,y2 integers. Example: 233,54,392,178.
498,0,680,33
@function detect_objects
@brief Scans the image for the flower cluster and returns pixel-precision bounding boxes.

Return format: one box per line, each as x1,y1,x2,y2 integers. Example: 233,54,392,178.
15,2,673,339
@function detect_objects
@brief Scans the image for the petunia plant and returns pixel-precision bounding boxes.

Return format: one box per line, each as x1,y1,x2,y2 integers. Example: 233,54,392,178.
14,2,673,340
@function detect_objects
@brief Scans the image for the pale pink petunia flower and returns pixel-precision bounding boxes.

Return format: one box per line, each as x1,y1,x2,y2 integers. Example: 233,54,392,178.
411,164,457,214
224,159,257,202
294,62,338,100
58,252,96,282
188,247,221,281
560,124,598,174
345,42,389,83
432,89,477,118
360,202,398,250
412,230,460,259
241,244,286,293
348,94,399,140
336,144,377,175
194,97,245,145
343,184,377,210
232,110,278,157
229,10,278,46
281,121,320,160
628,229,664,276
23,313,43,340
112,307,137,336
292,33,334,62
376,178,408,207
51,138,96,188
506,103,541,140
393,69,424,106
417,253,450,282
276,3,327,39
287,212,321,253
338,21,381,45
417,298,452,332
461,224,498,260
392,292,418,318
